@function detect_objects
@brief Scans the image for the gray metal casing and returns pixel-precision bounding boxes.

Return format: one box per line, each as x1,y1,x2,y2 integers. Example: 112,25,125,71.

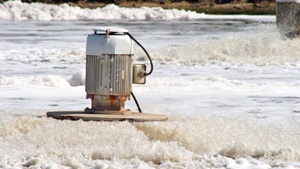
86,33,133,97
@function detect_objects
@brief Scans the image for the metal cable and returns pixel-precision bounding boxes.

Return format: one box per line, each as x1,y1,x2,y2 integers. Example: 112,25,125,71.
127,32,154,113
131,91,142,113
126,32,153,76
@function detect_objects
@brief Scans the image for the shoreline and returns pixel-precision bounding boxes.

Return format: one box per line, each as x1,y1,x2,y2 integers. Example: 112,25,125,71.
66,1,276,15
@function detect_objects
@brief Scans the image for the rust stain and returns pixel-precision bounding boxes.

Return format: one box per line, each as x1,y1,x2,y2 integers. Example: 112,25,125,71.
107,95,118,108
86,94,94,99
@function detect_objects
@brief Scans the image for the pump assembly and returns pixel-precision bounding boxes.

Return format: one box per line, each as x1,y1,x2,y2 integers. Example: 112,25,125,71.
47,27,167,121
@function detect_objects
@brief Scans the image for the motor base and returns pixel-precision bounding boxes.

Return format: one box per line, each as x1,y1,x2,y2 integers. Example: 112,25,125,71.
47,111,167,121
84,108,133,115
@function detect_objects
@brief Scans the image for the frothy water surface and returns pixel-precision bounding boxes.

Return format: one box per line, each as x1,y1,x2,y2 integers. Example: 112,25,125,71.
0,3,300,168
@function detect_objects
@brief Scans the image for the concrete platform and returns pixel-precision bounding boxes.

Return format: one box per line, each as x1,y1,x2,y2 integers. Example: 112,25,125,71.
276,2,300,37
47,111,168,121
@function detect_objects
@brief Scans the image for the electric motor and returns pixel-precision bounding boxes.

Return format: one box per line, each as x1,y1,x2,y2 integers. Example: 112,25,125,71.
85,28,137,112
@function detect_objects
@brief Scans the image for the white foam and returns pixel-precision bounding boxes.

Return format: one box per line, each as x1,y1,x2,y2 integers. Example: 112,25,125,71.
0,74,70,87
6,33,293,67
0,49,85,65
68,69,85,86
0,1,201,21
2,66,299,88
0,112,299,168
148,32,300,66
0,13,299,169
4,34,300,68
0,1,275,21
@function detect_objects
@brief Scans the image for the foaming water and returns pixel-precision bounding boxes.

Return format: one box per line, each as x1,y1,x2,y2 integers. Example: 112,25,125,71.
4,29,298,73
0,1,275,21
135,116,300,160
0,74,70,87
0,1,200,21
0,111,299,168
0,69,85,87
149,30,300,66
1,12,300,168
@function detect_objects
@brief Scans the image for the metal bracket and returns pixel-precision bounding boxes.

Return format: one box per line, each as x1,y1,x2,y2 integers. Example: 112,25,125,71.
133,64,146,84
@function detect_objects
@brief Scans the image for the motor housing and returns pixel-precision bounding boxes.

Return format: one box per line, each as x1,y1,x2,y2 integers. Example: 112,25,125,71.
46,27,167,121
85,28,136,113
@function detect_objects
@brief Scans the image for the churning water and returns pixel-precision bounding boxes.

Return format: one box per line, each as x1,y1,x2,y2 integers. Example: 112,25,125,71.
1,1,300,168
